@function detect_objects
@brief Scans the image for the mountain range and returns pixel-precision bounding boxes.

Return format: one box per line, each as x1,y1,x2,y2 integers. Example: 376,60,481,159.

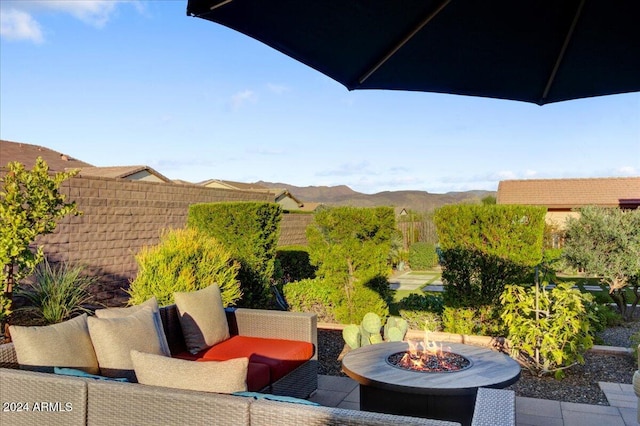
257,181,495,212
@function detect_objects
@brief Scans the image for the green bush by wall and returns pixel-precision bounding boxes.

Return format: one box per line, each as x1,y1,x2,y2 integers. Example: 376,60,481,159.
128,228,241,307
275,246,316,283
188,202,282,308
434,204,546,307
282,278,338,323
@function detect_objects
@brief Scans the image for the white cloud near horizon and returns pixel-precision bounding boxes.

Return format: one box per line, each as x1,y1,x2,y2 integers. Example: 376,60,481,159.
616,166,638,175
316,161,374,177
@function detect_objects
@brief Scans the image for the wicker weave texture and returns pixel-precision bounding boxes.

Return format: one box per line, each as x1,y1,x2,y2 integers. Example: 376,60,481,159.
87,381,251,426
0,368,87,426
235,309,317,354
250,399,460,426
0,342,18,368
270,360,318,399
470,387,515,426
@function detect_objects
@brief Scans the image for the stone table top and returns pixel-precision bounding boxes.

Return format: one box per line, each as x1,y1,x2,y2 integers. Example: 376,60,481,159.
342,341,521,396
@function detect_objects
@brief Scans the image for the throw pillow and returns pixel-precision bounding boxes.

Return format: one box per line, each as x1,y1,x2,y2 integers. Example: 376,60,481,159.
95,296,171,356
54,367,129,382
130,350,248,393
174,284,230,354
10,314,99,374
88,307,164,381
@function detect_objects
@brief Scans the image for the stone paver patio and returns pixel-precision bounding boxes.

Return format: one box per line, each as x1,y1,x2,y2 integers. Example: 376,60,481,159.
309,375,637,425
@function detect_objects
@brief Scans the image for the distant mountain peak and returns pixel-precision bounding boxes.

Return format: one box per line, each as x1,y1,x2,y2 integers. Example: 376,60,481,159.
255,181,495,212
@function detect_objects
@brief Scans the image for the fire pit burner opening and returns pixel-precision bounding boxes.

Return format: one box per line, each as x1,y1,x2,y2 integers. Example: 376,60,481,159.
387,350,472,373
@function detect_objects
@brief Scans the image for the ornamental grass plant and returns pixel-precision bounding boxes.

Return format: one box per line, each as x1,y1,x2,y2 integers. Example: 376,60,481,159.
16,258,95,324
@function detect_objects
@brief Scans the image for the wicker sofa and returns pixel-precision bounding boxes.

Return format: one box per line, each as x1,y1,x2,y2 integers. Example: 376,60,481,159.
0,307,516,426
0,367,514,426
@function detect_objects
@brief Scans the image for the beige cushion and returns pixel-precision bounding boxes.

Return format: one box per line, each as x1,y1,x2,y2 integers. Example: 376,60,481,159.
10,314,99,374
131,350,248,393
88,307,164,381
95,296,171,356
174,284,230,354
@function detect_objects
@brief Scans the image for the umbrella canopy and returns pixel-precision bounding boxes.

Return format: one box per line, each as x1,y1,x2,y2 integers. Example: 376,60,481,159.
186,0,639,105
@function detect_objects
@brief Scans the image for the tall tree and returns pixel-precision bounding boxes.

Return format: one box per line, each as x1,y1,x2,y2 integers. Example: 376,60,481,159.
563,206,640,320
0,158,79,331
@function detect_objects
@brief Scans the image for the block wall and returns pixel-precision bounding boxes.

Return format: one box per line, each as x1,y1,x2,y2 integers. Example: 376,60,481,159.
34,176,271,305
278,213,314,247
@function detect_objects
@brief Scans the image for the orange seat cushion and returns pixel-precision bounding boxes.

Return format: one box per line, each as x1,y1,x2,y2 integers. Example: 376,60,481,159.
197,336,314,383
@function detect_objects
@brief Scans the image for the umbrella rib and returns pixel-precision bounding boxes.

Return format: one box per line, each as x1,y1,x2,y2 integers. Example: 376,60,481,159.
358,0,452,86
540,0,585,104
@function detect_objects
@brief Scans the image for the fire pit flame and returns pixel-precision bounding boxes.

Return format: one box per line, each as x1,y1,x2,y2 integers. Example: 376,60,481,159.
390,332,472,373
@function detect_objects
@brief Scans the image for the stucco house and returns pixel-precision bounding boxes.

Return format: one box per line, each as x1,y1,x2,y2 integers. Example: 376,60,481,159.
496,177,640,229
198,179,318,212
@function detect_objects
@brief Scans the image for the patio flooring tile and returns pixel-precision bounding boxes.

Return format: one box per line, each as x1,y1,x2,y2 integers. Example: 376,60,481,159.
313,375,636,425
562,409,626,426
514,412,564,426
308,389,351,407
516,396,562,417
619,407,639,426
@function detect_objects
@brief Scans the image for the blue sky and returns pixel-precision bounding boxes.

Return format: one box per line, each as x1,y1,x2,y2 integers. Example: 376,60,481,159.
1,1,638,194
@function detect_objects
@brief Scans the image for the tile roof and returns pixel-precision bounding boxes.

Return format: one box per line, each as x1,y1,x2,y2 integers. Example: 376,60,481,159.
198,179,269,190
496,177,640,209
1,139,93,171
76,166,170,182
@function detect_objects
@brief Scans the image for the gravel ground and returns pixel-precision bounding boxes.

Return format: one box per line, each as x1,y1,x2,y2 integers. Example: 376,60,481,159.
318,316,639,406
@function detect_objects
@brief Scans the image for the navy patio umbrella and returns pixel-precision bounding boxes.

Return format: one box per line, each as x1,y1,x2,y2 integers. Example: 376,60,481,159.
186,0,640,105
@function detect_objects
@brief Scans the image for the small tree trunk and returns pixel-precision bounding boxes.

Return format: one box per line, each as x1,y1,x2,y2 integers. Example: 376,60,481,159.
610,289,628,321
3,264,14,341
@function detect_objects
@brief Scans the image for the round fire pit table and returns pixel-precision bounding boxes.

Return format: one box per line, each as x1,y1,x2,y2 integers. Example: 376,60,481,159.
341,341,520,426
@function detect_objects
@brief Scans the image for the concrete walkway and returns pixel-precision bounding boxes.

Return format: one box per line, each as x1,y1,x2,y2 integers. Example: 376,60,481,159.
309,375,638,425
389,270,443,292
390,270,612,294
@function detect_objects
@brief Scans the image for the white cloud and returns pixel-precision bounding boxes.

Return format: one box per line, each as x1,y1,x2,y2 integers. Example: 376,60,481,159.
230,90,257,110
267,83,290,95
39,1,120,28
495,170,518,180
316,161,373,177
0,8,44,43
0,1,141,43
615,166,638,176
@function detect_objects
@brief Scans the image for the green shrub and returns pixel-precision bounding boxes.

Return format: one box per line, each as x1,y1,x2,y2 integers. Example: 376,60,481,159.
399,310,442,332
408,242,438,270
283,278,338,323
306,206,396,323
1,158,80,324
16,259,95,324
128,228,241,307
275,246,316,283
631,331,640,358
397,293,444,314
396,293,444,331
332,284,389,324
441,306,476,335
434,205,546,307
501,282,595,379
442,305,505,336
586,300,623,331
188,202,282,308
